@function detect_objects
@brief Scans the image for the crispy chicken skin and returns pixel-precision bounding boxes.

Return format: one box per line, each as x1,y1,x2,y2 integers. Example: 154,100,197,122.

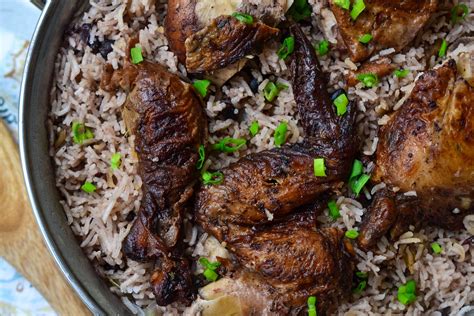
102,61,207,305
359,59,474,249
185,15,279,73
329,0,438,62
195,24,357,313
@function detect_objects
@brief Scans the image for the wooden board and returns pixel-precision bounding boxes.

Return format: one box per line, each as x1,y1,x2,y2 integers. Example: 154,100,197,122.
0,120,91,315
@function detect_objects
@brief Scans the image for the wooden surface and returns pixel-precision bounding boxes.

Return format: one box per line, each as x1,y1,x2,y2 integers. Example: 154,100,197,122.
0,120,91,315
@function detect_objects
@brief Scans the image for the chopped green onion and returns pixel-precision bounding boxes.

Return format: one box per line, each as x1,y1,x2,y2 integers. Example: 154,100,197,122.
316,40,330,56
288,0,312,22
313,158,327,177
349,160,363,181
333,0,350,10
232,12,254,24
350,0,366,20
451,4,469,24
356,271,368,279
351,174,371,196
72,122,94,144
276,82,289,90
196,145,205,170
353,280,367,294
345,229,359,239
359,34,373,44
327,200,341,220
203,269,219,282
307,296,317,316
199,257,221,270
274,122,288,147
431,242,443,254
81,181,96,193
193,79,211,98
356,73,379,88
110,153,122,170
438,39,448,58
130,46,143,64
202,171,224,185
249,121,260,137
264,82,279,102
397,280,417,305
394,69,410,78
213,137,246,153
333,93,349,116
277,36,295,60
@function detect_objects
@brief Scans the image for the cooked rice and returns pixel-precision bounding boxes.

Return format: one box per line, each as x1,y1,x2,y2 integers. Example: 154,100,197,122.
48,0,474,314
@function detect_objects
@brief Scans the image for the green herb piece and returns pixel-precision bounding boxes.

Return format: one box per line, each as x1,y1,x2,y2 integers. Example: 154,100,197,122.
307,296,317,316
333,0,350,10
313,158,327,177
431,242,443,254
327,200,341,220
213,137,246,153
277,36,295,60
130,46,143,64
196,145,205,170
202,171,224,185
356,73,379,88
438,39,448,58
249,121,260,137
333,93,349,116
203,269,219,282
351,0,366,20
199,257,221,270
359,34,373,44
316,40,330,56
232,12,254,24
356,271,368,279
345,229,359,239
274,122,288,147
353,280,367,294
110,153,122,170
72,122,94,145
193,79,211,98
288,0,312,22
351,174,371,196
394,69,410,78
349,160,363,181
263,81,288,102
451,4,469,24
81,181,96,193
397,280,417,305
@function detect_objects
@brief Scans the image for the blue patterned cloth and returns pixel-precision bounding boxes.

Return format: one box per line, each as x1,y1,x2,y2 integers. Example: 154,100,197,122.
0,0,55,314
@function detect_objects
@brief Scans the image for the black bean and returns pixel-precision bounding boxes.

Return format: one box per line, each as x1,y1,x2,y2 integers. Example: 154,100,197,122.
98,39,114,59
125,211,136,222
220,105,240,121
80,23,92,43
249,77,259,93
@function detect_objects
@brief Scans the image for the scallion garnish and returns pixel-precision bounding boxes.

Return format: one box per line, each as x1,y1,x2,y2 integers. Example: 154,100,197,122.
196,145,205,170
110,153,122,170
333,93,349,116
307,296,317,316
72,122,94,144
264,82,279,102
202,171,224,185
277,36,295,60
333,0,350,10
274,122,288,147
356,73,379,88
316,40,330,56
249,121,260,137
359,34,373,44
349,159,363,181
345,229,359,239
451,4,469,24
313,158,327,177
232,12,254,24
288,0,312,22
351,174,370,196
199,258,221,282
397,280,417,305
353,280,367,294
213,137,246,153
350,0,366,20
130,46,143,64
438,39,448,58
81,181,97,193
193,79,211,98
356,271,368,279
327,200,341,220
394,69,410,78
431,242,443,254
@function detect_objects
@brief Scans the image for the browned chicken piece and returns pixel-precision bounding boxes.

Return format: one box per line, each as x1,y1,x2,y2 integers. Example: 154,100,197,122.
195,24,357,313
359,58,474,249
102,61,207,305
346,57,396,87
185,15,279,73
329,0,438,62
